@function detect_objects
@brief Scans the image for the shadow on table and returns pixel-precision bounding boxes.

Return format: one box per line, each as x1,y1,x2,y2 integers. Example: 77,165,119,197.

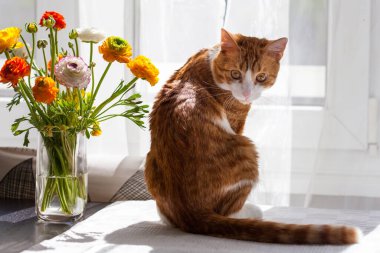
0,219,47,253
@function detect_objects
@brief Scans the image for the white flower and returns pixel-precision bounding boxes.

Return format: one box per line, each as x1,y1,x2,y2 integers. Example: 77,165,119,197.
54,56,91,89
76,27,106,43
13,43,30,59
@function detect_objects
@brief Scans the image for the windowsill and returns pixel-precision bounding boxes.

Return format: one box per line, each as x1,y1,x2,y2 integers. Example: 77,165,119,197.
0,89,15,99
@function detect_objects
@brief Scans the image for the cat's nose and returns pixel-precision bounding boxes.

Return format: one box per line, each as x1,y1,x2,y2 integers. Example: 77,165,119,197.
243,89,251,99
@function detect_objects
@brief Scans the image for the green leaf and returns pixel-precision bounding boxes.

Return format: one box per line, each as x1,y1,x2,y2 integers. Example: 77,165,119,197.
85,129,90,139
23,130,30,147
126,93,141,101
6,92,22,111
11,116,28,132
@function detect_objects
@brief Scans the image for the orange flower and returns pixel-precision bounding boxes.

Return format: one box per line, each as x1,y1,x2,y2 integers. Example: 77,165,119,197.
39,11,66,30
98,36,132,63
0,57,30,87
127,55,159,86
32,76,59,104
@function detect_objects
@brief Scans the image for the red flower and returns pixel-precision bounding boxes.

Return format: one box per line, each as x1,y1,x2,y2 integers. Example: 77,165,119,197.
0,57,31,87
39,11,66,30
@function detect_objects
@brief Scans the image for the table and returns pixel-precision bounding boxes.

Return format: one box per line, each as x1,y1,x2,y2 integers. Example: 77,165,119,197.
0,199,107,253
22,200,380,253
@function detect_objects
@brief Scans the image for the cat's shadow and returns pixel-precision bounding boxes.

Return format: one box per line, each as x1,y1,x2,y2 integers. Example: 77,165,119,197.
104,221,355,253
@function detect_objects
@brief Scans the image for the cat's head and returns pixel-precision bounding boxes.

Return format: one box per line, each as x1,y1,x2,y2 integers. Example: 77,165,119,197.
210,29,287,105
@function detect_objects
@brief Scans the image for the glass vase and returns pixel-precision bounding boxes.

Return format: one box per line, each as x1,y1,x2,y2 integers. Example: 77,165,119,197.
36,130,88,222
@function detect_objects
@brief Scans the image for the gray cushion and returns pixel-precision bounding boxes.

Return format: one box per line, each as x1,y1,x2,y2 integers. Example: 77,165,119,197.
111,170,152,201
0,158,34,199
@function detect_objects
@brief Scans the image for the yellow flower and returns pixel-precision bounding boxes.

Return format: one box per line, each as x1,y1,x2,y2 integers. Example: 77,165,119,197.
91,129,102,136
98,36,132,63
32,76,59,104
0,27,22,54
127,55,159,86
91,124,102,136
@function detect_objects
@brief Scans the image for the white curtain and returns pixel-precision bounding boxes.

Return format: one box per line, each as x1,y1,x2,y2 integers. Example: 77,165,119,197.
225,0,292,206
128,0,227,156
77,0,129,158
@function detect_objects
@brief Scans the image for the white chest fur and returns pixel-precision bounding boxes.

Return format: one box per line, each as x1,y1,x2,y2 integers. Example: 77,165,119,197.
213,112,235,134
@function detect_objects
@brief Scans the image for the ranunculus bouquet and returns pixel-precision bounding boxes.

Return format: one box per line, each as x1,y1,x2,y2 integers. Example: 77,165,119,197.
0,11,158,221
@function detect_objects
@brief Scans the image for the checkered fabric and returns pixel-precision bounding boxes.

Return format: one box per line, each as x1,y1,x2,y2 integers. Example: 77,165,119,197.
0,158,35,199
111,170,152,201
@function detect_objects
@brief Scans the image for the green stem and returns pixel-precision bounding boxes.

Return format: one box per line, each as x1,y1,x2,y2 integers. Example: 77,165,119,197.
54,30,58,55
89,42,93,66
74,38,79,57
19,35,43,76
88,62,112,111
41,177,56,212
76,88,84,116
17,83,38,120
4,51,11,59
96,103,119,118
40,133,80,214
49,28,56,81
28,33,36,88
89,42,95,95
91,77,138,118
42,47,48,75
97,115,120,122
20,35,32,59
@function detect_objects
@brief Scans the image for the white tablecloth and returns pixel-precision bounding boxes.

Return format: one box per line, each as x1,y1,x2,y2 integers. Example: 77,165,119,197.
23,200,380,253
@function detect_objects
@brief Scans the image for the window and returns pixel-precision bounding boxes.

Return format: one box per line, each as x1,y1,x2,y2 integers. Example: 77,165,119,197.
289,0,327,105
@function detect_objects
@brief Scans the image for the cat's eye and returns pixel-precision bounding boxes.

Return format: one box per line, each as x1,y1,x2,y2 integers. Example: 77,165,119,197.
256,73,267,82
230,70,241,80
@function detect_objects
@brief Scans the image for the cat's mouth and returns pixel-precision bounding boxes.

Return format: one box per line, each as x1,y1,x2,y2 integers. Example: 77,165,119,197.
237,99,252,105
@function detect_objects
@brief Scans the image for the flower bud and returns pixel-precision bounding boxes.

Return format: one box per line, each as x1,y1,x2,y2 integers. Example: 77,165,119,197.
91,125,102,136
68,42,74,48
69,29,78,39
25,23,38,33
37,40,48,49
91,129,102,136
43,17,56,29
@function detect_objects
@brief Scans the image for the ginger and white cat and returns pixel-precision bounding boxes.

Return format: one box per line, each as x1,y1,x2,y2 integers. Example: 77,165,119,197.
145,29,362,244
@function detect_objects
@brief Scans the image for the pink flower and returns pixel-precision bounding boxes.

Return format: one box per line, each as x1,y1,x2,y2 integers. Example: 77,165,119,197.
54,56,91,89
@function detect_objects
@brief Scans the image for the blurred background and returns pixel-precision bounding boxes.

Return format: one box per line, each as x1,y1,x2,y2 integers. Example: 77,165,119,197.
0,0,379,210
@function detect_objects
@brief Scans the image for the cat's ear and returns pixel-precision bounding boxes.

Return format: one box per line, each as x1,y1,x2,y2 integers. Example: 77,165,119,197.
221,28,239,55
266,38,288,60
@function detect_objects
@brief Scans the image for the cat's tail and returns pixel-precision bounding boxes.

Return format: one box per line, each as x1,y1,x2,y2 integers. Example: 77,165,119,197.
186,213,362,244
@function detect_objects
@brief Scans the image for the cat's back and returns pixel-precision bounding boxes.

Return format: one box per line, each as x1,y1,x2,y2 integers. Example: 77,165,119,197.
150,50,221,135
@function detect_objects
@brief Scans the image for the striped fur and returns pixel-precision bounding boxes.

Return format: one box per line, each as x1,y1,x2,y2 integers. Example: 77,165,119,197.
145,29,362,244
